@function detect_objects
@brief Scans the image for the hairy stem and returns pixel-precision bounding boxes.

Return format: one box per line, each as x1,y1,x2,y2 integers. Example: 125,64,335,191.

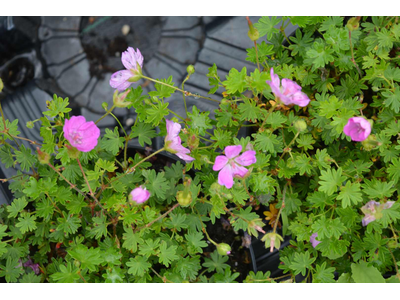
134,203,180,233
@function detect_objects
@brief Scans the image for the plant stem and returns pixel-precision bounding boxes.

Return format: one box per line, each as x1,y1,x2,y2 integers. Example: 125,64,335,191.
0,173,33,183
109,111,129,169
151,267,173,283
47,162,87,198
260,103,277,130
141,75,220,103
194,207,218,246
273,184,287,234
254,41,261,71
11,135,41,146
95,104,116,125
168,109,186,123
276,132,299,166
134,203,180,233
182,77,189,118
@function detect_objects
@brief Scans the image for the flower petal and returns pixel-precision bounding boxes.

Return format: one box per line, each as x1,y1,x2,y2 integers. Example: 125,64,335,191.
232,164,248,178
224,145,242,159
213,155,228,171
165,119,181,140
122,47,144,70
109,70,133,91
235,150,256,166
218,165,234,189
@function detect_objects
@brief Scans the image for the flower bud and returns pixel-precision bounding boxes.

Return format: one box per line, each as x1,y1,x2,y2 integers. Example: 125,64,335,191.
176,190,192,207
0,78,3,92
187,134,199,150
37,148,50,164
246,16,259,41
346,17,360,31
26,121,34,129
127,62,143,82
102,102,108,110
294,119,307,132
186,65,195,75
361,134,381,151
217,243,231,256
372,86,380,92
66,145,80,159
129,186,150,205
113,89,131,108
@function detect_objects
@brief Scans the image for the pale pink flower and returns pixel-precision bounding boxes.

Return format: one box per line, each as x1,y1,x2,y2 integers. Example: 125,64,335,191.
310,232,321,248
164,120,194,163
129,186,150,204
110,47,144,92
213,145,256,189
361,200,394,226
266,68,310,107
343,117,372,142
63,116,100,152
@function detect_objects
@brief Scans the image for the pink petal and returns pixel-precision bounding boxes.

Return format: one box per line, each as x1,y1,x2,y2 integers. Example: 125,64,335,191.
309,233,321,248
109,70,133,91
176,152,195,162
343,117,371,142
281,78,302,96
232,164,249,178
383,201,395,209
270,68,280,88
122,47,144,70
130,186,150,204
165,119,181,140
235,150,256,166
290,91,310,107
213,155,228,171
218,165,234,189
362,214,375,227
224,145,242,159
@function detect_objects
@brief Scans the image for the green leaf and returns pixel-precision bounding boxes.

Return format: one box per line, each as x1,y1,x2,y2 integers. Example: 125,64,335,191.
6,197,28,218
249,69,269,94
158,241,179,267
318,168,346,196
0,118,20,139
142,169,170,200
87,215,108,239
145,102,170,126
295,153,313,175
43,95,71,118
19,272,42,283
203,250,229,273
187,106,213,135
317,238,349,259
174,256,201,281
211,129,232,150
0,257,24,283
213,267,240,283
312,262,336,283
102,267,125,283
254,16,281,40
238,99,262,122
289,251,316,276
122,227,143,253
68,244,104,272
127,256,151,277
148,76,176,99
296,134,315,150
16,212,37,234
185,232,208,255
130,122,157,147
362,179,396,199
223,67,247,94
253,131,281,154
100,127,124,155
311,216,346,239
15,145,36,172
305,41,335,71
337,181,363,208
387,158,400,184
382,86,400,113
56,215,81,236
0,145,14,168
50,262,80,283
165,213,188,232
351,261,385,283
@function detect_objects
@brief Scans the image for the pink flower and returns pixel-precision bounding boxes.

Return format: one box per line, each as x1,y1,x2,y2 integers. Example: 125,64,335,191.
213,145,256,189
23,257,40,275
310,233,321,248
361,200,394,226
164,120,194,163
129,186,150,204
110,47,144,92
63,116,100,152
266,68,310,107
343,117,372,142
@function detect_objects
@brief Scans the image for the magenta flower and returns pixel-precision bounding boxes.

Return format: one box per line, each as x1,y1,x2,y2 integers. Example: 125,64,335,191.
164,120,194,163
310,233,321,248
110,47,144,92
266,68,310,107
63,116,100,152
213,145,256,189
343,117,372,142
361,200,395,226
23,257,40,275
129,186,150,204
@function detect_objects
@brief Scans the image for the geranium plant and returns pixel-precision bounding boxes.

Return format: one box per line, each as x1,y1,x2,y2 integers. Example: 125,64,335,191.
1,16,400,283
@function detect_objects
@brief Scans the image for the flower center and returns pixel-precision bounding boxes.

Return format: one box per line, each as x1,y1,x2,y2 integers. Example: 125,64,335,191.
69,130,83,145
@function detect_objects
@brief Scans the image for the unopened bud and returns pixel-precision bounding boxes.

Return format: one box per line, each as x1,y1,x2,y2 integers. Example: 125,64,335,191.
217,243,231,256
102,102,108,110
294,119,307,132
246,16,259,41
26,121,34,129
346,17,360,31
361,134,381,151
176,190,192,206
37,147,50,164
186,65,195,75
187,134,199,150
113,89,131,108
372,86,380,92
